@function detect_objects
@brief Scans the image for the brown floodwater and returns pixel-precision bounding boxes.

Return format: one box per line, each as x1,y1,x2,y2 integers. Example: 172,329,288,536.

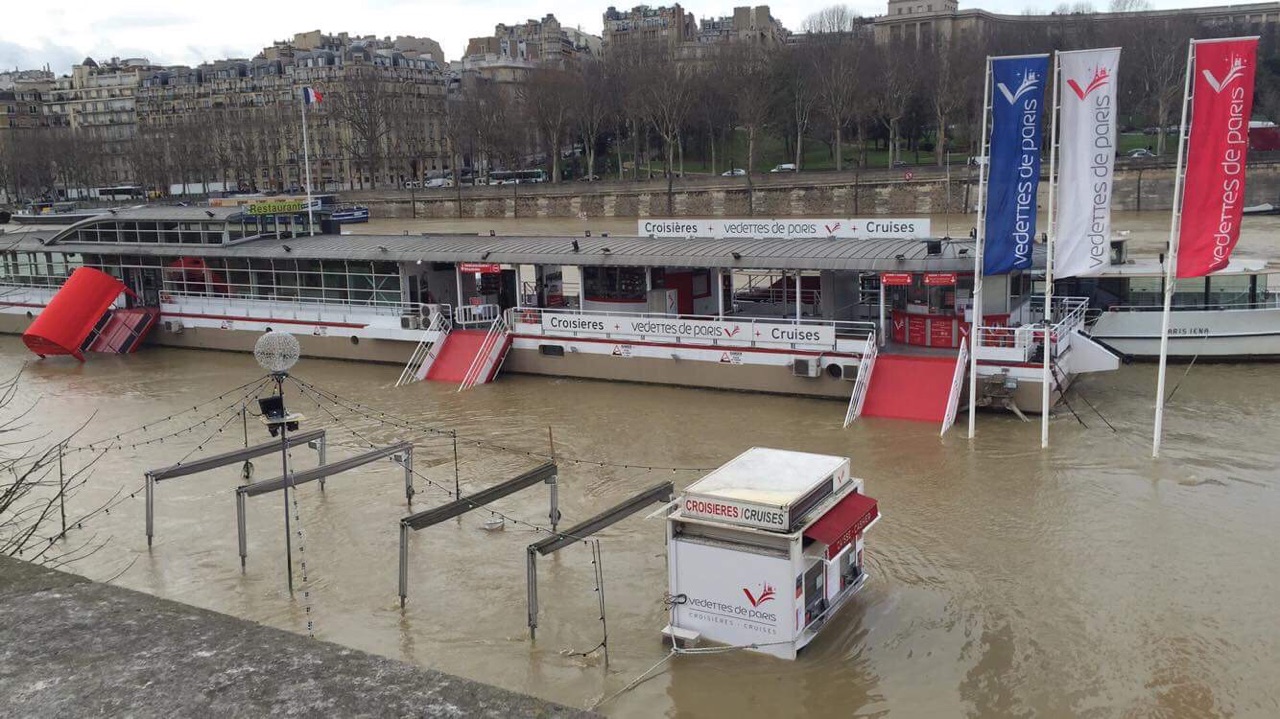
6,211,1280,717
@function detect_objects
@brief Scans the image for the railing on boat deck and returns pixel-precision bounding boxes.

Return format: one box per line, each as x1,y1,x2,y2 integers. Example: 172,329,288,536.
158,292,432,322
395,307,452,387
973,296,1088,364
455,303,501,328
459,313,511,392
509,306,876,352
1098,295,1280,313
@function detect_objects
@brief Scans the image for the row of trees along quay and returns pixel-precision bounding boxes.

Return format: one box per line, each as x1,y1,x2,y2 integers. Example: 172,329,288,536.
5,1,1280,206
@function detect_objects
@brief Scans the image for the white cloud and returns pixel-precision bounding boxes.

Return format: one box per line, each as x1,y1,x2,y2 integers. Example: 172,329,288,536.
0,0,1227,73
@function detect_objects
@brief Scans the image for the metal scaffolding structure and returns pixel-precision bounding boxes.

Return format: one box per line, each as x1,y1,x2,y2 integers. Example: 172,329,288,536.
235,441,414,569
398,462,559,607
143,428,326,547
526,481,674,639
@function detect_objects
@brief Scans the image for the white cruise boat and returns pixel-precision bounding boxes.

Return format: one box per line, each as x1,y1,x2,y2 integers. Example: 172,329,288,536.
1059,240,1280,360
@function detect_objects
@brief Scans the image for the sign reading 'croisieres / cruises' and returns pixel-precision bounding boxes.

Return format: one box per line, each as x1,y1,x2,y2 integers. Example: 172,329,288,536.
638,218,930,240
538,313,836,349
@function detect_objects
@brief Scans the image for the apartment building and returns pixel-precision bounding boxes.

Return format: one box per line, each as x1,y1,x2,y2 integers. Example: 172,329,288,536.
135,33,448,191
602,4,697,52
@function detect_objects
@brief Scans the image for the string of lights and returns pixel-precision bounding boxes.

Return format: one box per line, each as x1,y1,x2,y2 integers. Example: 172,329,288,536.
70,375,273,451
290,381,601,546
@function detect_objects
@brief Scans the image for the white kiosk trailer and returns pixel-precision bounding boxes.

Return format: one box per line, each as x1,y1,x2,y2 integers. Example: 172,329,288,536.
665,448,880,660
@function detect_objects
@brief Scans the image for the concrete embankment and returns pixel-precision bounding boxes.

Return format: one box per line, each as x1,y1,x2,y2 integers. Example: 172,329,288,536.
0,556,595,718
355,160,1280,220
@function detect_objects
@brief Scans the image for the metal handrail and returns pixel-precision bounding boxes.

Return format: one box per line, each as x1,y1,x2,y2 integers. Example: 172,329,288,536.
458,313,509,392
395,307,451,387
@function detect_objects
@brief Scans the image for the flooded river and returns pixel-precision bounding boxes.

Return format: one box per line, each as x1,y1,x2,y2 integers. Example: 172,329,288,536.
5,211,1280,717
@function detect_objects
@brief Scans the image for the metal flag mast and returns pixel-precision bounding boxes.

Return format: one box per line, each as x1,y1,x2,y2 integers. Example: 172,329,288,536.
1041,51,1063,450
299,88,316,237
968,55,994,440
1152,40,1197,459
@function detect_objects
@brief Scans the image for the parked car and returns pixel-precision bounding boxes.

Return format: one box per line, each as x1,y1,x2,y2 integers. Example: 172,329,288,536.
404,180,422,188
1127,148,1158,159
721,168,747,177
576,174,601,182
423,177,454,188
769,163,797,173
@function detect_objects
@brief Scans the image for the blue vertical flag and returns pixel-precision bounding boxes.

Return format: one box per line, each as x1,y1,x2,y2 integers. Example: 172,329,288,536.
984,55,1049,275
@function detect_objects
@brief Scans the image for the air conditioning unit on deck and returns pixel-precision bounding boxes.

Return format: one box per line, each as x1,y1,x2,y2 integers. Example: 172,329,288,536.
400,314,422,330
163,319,184,334
839,364,859,381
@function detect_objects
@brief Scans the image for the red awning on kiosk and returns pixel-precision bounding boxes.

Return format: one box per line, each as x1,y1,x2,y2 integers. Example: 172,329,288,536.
805,492,878,560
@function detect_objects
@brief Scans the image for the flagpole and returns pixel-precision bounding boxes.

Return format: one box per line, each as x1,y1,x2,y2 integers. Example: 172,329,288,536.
1153,40,1196,458
1041,51,1062,449
300,89,315,237
969,56,993,440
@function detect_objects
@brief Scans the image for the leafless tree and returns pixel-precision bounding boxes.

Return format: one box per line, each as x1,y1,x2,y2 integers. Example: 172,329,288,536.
572,61,614,182
325,66,398,189
871,41,921,168
641,49,698,214
0,369,107,566
809,31,869,171
521,69,577,183
774,45,819,170
803,5,864,34
1122,16,1198,154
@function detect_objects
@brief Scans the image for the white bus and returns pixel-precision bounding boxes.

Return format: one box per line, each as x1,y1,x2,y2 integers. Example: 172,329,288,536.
488,169,547,185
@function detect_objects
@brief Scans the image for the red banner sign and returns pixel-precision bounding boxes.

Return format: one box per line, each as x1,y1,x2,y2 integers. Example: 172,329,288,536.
923,272,957,286
1178,38,1257,278
459,262,502,274
880,272,913,286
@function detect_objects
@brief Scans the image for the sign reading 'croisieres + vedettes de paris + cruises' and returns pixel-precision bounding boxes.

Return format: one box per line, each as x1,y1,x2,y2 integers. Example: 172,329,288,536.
638,219,930,240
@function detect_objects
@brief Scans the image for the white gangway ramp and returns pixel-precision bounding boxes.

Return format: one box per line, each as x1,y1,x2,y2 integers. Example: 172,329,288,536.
940,336,970,436
396,308,451,387
458,312,513,392
843,334,879,428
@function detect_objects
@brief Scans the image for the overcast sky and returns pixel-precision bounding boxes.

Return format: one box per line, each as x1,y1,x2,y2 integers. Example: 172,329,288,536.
0,0,1209,73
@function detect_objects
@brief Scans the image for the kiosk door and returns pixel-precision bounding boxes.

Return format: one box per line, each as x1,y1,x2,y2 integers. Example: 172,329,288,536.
802,560,826,626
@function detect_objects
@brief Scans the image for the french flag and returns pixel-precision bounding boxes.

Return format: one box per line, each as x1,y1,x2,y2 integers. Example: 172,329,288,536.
301,87,323,105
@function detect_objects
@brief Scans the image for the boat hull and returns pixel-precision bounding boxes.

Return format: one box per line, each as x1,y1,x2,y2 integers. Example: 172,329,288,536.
1088,306,1280,359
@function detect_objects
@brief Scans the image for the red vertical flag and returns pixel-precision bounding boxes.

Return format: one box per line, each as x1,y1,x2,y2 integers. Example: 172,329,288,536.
1177,38,1258,278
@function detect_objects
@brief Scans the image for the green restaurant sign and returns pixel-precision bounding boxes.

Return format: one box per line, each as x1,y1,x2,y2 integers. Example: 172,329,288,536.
247,200,306,215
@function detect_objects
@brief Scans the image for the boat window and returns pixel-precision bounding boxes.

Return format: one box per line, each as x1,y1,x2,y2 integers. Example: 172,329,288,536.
1127,277,1162,307
583,266,646,301
1207,274,1250,307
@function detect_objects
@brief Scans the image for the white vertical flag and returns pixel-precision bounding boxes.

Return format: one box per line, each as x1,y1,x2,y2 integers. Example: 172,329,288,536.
1055,48,1121,279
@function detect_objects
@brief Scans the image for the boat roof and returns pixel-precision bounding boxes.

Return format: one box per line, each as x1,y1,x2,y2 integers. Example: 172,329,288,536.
23,230,1023,272
684,448,847,508
6,206,1056,272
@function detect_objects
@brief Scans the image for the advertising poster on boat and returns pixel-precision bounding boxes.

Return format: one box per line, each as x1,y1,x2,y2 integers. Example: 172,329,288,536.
984,54,1049,275
1177,38,1258,278
539,313,836,349
638,218,930,240
1056,47,1121,279
669,539,794,657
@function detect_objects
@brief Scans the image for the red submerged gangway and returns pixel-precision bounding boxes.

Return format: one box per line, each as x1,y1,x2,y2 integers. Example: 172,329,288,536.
22,267,160,361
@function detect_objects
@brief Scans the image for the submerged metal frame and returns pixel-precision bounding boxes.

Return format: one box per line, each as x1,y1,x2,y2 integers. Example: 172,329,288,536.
235,440,414,569
525,481,674,639
143,428,326,547
398,462,558,607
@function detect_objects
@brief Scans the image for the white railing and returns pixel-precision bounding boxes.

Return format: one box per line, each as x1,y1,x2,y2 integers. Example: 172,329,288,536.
975,297,1088,363
395,308,452,387
459,313,510,392
161,293,429,325
160,290,418,318
843,334,879,428
455,303,501,327
513,306,876,353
